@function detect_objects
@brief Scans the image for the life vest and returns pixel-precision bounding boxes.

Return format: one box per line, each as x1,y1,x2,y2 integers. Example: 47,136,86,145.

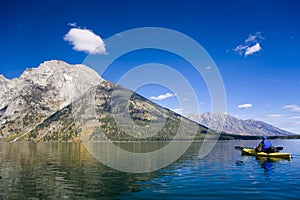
262,140,272,151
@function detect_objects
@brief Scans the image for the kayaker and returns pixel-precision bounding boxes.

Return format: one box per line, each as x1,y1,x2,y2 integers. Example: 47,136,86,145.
255,135,275,153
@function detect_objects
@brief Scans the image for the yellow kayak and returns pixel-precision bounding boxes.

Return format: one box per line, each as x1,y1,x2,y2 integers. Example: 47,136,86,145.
241,148,291,160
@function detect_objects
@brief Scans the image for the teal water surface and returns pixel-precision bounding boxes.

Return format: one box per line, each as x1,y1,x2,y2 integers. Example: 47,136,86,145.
0,140,299,199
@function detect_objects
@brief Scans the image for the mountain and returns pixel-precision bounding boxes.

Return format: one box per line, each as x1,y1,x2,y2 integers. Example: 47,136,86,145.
0,60,214,142
188,112,294,136
0,60,102,141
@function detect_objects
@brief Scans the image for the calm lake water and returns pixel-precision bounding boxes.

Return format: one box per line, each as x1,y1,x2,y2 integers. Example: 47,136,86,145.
0,140,300,199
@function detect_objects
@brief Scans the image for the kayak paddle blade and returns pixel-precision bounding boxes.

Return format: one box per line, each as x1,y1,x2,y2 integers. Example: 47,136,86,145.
275,147,283,151
234,146,244,151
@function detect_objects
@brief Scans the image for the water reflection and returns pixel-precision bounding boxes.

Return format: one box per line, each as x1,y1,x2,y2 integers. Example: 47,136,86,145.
1,141,299,199
0,142,207,199
83,141,203,173
255,157,274,180
0,143,161,199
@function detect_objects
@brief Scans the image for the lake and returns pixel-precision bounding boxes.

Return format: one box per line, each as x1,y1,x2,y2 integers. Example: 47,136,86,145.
0,140,299,199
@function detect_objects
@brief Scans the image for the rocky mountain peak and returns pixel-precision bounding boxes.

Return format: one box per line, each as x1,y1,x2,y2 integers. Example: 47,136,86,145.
19,60,102,86
0,74,9,83
0,60,104,139
0,74,10,89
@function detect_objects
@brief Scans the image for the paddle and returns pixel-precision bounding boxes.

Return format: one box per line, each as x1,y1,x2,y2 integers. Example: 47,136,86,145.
234,146,251,151
234,146,283,151
275,147,283,151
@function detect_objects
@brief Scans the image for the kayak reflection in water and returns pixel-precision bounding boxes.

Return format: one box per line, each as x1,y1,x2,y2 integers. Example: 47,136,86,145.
258,157,273,169
256,157,274,180
255,135,276,153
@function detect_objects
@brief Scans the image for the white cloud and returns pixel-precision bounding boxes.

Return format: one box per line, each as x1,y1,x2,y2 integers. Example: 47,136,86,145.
283,105,296,109
64,27,107,55
238,103,252,109
245,43,262,56
283,104,300,113
245,32,264,43
290,116,300,119
150,93,176,101
68,22,77,27
245,35,257,43
234,45,248,55
205,66,211,70
115,33,123,37
234,32,263,56
172,108,183,114
267,114,284,118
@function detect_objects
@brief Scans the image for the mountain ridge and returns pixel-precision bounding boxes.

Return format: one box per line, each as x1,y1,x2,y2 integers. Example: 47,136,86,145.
188,112,295,136
0,60,214,142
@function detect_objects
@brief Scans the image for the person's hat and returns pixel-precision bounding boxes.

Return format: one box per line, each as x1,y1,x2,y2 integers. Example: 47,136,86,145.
262,135,267,140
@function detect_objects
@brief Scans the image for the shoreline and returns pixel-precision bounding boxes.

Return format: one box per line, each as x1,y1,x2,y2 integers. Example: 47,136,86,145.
1,135,300,143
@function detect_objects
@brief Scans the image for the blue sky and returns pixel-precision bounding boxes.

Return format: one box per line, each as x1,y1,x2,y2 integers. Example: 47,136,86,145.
1,0,300,133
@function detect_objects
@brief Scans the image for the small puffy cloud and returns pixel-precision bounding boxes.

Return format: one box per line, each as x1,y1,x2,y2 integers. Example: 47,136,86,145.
234,32,263,56
283,104,300,113
245,43,262,56
290,116,300,119
283,105,294,109
115,33,123,37
234,45,248,55
267,114,284,118
64,27,107,55
172,108,183,114
150,93,175,101
238,103,252,109
245,32,264,43
68,22,77,27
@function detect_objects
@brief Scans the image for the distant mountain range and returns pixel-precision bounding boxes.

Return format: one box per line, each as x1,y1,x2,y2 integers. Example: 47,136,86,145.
0,60,214,142
189,112,295,136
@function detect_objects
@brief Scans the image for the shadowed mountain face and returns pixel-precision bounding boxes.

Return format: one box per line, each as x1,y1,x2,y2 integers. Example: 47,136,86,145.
0,60,214,142
189,112,294,136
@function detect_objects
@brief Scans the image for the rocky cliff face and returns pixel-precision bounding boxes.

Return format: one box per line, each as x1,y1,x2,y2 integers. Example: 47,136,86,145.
189,112,294,136
0,60,212,142
0,60,103,140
